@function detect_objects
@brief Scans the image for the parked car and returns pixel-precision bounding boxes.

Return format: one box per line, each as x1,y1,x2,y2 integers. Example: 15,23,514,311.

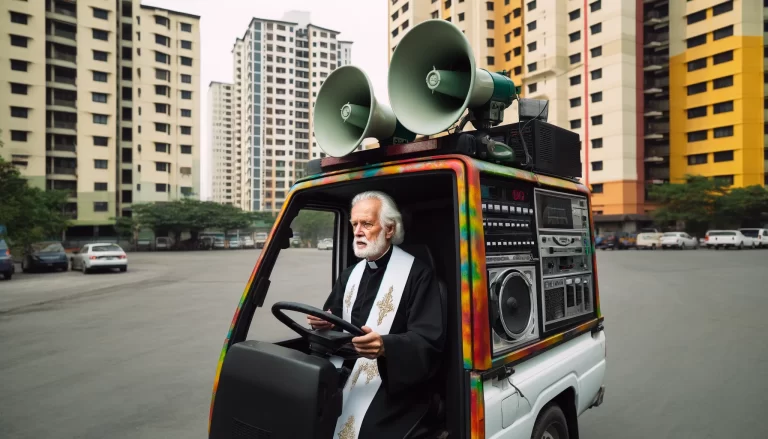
71,243,128,274
739,228,768,248
21,241,69,272
317,238,333,250
596,231,635,250
705,230,748,249
254,232,268,249
660,232,698,249
228,236,242,249
155,237,172,250
241,236,255,249
0,238,14,280
636,228,663,250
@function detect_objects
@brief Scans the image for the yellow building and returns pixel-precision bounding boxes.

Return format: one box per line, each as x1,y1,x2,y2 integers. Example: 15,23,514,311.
0,0,201,232
387,0,767,231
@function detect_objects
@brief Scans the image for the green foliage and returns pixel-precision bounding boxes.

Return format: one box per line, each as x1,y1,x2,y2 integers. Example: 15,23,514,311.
0,157,72,248
648,174,768,232
291,210,335,247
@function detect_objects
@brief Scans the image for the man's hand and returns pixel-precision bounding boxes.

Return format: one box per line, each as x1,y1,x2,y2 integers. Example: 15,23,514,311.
307,309,335,330
352,326,385,359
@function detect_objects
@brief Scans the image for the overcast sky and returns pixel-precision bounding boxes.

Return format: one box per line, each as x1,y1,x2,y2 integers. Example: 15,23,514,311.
143,0,388,199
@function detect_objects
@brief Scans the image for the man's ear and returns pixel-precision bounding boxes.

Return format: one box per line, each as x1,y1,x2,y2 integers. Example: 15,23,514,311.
385,224,395,240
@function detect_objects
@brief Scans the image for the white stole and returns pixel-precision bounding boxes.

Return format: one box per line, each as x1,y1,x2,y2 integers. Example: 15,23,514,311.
331,245,414,439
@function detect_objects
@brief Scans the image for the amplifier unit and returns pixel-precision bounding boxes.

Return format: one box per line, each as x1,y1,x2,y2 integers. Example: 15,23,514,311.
485,119,582,179
541,275,594,333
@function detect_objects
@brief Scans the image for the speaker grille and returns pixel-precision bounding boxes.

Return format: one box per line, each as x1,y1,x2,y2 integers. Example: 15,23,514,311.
537,124,554,165
232,419,271,439
544,288,565,322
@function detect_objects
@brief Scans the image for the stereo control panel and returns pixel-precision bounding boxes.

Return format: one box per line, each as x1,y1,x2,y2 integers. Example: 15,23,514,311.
481,180,536,255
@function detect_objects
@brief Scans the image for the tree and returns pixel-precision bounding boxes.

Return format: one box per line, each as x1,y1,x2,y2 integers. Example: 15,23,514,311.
0,157,71,249
291,210,335,247
647,174,729,236
715,185,768,228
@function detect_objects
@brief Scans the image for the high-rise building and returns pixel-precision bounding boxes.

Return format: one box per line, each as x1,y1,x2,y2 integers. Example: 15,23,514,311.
0,0,201,234
208,81,235,205
387,0,767,231
229,12,351,212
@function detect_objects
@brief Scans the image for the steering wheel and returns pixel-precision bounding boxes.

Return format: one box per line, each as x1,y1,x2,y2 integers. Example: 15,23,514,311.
271,301,365,359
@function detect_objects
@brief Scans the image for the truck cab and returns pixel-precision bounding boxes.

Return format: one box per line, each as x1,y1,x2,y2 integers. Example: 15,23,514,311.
208,139,606,439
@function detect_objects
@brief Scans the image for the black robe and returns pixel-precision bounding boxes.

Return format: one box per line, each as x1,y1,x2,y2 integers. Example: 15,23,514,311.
323,245,446,438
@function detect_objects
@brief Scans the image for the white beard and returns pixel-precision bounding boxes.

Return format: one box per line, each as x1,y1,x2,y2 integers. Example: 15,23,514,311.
353,229,389,260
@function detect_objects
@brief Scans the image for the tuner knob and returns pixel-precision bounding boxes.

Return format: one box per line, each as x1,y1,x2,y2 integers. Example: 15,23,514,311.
542,237,547,243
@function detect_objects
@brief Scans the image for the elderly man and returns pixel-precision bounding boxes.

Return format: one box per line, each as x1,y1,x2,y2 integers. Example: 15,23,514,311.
307,190,446,439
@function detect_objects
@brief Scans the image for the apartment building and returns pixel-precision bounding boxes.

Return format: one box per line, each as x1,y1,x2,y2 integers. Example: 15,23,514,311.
0,0,200,233
208,81,235,205
231,12,351,213
388,0,767,231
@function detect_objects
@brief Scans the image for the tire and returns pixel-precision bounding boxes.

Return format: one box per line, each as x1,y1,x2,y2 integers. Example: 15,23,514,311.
2,272,11,280
21,260,28,273
83,266,89,274
737,243,743,250
120,266,127,272
531,404,569,439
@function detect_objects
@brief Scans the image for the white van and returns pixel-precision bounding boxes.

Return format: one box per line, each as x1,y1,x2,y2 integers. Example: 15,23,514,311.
738,229,768,248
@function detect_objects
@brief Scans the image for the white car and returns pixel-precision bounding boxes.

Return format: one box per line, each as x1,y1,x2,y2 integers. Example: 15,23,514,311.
316,238,333,250
71,243,128,274
660,232,698,249
739,228,768,248
705,230,748,249
636,230,663,249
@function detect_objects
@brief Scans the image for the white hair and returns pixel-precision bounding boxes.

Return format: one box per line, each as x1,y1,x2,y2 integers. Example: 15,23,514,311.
351,191,405,245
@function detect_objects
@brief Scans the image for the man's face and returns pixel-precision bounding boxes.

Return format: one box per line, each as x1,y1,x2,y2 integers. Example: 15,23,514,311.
350,198,392,260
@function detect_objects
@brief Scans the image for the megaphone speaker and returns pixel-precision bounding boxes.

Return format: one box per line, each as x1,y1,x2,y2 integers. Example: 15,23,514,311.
388,19,519,135
313,65,415,157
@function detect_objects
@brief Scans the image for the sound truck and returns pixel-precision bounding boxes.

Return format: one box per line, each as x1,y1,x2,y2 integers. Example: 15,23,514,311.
208,19,606,439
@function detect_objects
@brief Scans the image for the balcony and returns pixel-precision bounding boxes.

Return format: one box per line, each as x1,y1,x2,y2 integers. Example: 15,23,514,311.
644,11,669,26
47,25,77,47
643,33,669,49
643,56,669,72
644,102,669,117
645,167,670,181
46,1,77,25
644,145,669,163
644,122,668,140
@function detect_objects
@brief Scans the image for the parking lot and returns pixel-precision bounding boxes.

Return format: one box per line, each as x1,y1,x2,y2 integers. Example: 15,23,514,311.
1,247,767,438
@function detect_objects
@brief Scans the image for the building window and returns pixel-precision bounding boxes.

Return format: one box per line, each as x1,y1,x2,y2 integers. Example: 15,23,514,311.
156,183,168,192
569,9,580,20
528,41,537,52
94,202,108,212
10,59,28,72
487,20,495,29
458,12,464,21
156,162,169,172
504,32,511,43
487,56,495,66
570,97,582,108
94,159,108,169
181,74,192,84
569,31,581,42
591,183,603,194
155,34,170,47
591,91,602,103
713,101,733,114
94,136,108,146
93,114,108,124
93,50,109,62
93,71,108,82
504,13,510,24
528,83,538,93
713,1,733,16
94,182,108,191
527,21,536,32
569,53,581,64
687,153,707,165
181,23,192,32
687,106,706,118
10,11,28,24
93,8,109,20
155,51,170,64
687,82,707,95
591,138,603,149
591,161,603,171
528,62,537,72
570,119,582,129
513,66,522,75
713,25,733,41
590,0,601,12
687,130,707,142
591,69,602,80
590,23,602,35
93,29,109,41
527,0,537,10
591,115,603,125
181,40,192,50
713,150,734,162
687,58,706,71
714,175,734,186
181,109,192,117
514,27,521,37
180,56,193,66
486,1,494,10
10,34,28,47
570,75,581,86
687,34,706,48
181,126,192,135
514,47,521,56
590,46,602,57
181,145,192,154
181,90,192,99
155,143,169,153
504,51,511,61
513,7,522,18
92,92,108,103
10,107,28,118
713,126,733,138
713,75,733,89
10,130,27,142
487,38,495,48
712,50,733,65
687,10,706,25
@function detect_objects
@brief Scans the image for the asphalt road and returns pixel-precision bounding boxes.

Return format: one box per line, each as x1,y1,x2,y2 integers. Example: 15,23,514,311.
1,247,767,438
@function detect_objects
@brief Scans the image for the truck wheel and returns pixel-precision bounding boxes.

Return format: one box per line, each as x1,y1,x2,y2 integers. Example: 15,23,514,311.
531,404,569,439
